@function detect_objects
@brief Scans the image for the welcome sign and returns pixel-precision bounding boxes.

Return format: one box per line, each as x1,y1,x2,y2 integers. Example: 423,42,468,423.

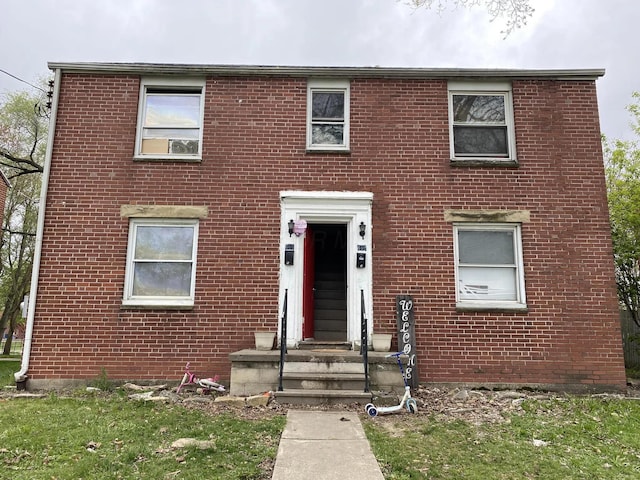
396,295,418,389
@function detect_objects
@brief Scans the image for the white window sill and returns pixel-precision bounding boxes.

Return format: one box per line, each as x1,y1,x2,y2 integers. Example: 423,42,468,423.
133,155,202,163
122,299,194,310
456,302,528,313
306,146,351,154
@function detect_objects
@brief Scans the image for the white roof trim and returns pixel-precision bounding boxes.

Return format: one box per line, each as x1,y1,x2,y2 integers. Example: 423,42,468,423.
47,62,605,81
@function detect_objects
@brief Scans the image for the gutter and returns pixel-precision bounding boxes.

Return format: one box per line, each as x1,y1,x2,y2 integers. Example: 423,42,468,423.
47,61,606,81
14,68,61,384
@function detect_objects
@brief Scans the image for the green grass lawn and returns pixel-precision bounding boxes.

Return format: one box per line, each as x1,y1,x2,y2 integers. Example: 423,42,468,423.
0,391,286,480
2,362,640,479
364,394,640,479
0,359,20,388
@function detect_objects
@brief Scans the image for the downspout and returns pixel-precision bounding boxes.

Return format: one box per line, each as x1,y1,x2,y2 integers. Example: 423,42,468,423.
14,68,61,383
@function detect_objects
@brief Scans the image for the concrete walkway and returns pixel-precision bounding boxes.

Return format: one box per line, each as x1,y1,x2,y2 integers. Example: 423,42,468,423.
271,410,384,480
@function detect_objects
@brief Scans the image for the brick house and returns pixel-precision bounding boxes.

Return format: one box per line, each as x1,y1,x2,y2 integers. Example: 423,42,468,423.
18,62,626,393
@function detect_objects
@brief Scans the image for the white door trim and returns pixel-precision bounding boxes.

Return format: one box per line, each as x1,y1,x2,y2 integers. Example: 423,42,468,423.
279,191,373,348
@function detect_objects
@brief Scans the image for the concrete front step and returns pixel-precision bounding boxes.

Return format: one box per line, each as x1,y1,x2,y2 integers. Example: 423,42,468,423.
275,389,372,406
297,341,351,350
282,372,365,391
284,361,364,375
312,330,348,342
282,350,366,375
229,349,406,399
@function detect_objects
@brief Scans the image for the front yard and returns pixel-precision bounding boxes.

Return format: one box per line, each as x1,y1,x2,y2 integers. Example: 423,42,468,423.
363,386,640,479
1,359,639,479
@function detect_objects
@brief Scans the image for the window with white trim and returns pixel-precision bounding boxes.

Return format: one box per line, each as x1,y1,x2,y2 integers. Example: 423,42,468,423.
123,219,199,307
135,78,205,159
454,223,526,309
448,81,516,162
307,79,350,151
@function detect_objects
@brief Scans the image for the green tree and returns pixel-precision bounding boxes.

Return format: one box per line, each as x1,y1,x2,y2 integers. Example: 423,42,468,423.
406,0,534,36
0,174,38,354
0,87,48,353
0,89,47,177
604,92,640,328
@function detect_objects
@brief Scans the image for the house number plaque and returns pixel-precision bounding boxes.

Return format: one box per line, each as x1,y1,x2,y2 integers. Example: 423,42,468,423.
396,295,418,389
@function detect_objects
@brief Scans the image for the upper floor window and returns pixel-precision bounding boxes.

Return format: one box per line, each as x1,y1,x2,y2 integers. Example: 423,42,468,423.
453,223,526,310
135,78,205,160
123,218,199,308
307,79,350,151
448,81,516,163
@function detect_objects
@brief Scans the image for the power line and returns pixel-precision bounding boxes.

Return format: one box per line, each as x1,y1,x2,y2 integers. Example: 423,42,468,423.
0,68,47,93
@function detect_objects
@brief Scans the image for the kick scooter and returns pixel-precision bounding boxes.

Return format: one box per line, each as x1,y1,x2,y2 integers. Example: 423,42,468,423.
365,352,418,417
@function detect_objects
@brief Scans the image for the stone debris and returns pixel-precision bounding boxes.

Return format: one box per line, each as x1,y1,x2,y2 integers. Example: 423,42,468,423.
128,391,170,402
532,438,549,447
171,438,216,450
86,441,101,452
8,392,46,399
246,392,272,407
451,389,470,401
214,391,272,407
122,382,168,392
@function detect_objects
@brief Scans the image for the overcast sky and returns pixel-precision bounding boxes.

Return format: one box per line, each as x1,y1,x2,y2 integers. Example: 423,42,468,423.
1,0,637,141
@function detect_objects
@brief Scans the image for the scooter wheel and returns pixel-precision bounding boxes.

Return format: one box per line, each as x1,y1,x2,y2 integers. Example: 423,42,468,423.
406,398,418,414
365,403,378,417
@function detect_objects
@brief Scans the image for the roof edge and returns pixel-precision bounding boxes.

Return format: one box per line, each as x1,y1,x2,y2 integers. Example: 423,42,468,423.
47,62,605,80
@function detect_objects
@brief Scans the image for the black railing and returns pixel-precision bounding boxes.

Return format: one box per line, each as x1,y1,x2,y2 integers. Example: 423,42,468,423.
277,289,288,392
360,289,370,393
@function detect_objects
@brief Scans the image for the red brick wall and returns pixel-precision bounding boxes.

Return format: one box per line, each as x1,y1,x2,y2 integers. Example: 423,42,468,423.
28,72,626,390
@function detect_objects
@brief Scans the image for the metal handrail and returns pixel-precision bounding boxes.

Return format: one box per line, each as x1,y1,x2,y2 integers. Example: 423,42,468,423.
277,289,288,392
360,289,370,393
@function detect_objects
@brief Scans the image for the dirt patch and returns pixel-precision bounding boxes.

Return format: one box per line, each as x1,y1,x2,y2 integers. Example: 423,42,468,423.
177,383,640,427
4,382,638,425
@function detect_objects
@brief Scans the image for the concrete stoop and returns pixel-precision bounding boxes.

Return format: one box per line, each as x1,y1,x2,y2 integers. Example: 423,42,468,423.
277,350,369,405
275,389,373,405
229,348,406,404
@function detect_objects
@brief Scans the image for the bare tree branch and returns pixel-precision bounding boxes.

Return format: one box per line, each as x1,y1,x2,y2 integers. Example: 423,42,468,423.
1,227,36,237
0,149,44,178
406,0,534,36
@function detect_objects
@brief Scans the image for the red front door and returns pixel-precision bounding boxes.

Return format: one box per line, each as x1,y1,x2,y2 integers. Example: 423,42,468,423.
302,225,315,340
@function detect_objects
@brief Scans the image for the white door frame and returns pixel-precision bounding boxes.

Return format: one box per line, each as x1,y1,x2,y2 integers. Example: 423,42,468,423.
279,191,373,348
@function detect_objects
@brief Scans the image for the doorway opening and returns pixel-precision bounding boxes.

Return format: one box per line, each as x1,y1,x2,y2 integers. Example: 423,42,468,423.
279,190,373,347
303,224,348,341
